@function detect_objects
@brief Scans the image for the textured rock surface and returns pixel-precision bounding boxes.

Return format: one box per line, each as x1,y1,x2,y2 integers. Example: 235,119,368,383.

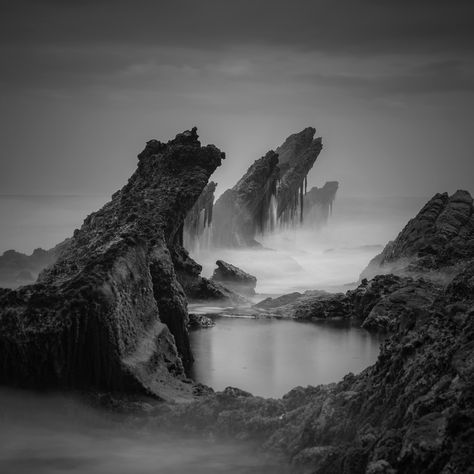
211,260,257,296
0,128,224,399
212,151,280,247
152,264,474,473
275,127,323,224
211,128,323,247
362,190,474,281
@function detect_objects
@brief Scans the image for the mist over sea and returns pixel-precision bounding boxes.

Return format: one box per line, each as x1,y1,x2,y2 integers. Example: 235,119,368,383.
0,193,426,292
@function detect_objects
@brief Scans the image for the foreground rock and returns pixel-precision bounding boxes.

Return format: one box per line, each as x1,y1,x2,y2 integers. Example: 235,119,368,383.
211,260,257,296
152,264,474,473
362,190,474,281
0,128,224,399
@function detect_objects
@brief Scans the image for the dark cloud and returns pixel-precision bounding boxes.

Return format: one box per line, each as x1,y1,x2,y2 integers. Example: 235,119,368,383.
1,0,473,55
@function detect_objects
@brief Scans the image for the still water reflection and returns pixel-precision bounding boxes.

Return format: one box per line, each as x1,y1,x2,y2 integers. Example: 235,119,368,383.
190,317,383,398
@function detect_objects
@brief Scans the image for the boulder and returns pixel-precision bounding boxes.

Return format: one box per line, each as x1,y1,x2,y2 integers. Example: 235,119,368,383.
211,260,257,296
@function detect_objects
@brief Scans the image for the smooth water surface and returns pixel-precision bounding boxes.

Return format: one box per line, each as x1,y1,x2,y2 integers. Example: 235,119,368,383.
190,317,383,398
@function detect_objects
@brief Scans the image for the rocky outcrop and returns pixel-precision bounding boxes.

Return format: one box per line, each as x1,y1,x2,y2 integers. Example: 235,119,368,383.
362,190,474,281
0,128,224,399
152,263,474,473
211,128,323,247
253,274,440,332
303,181,339,225
0,239,69,288
212,151,280,247
211,260,257,296
275,127,323,224
183,181,216,251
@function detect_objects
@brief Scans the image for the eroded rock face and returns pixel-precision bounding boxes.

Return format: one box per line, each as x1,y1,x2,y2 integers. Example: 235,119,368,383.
211,128,323,248
212,151,280,247
362,190,474,281
0,128,224,399
211,260,257,296
152,264,474,473
275,127,323,224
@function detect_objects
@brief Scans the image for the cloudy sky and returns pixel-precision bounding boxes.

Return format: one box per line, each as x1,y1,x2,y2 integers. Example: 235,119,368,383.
1,0,473,198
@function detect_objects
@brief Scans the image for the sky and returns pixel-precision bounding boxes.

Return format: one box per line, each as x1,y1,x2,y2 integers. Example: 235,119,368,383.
1,0,473,199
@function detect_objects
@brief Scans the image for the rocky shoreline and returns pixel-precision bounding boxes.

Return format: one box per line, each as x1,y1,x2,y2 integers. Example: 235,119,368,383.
0,127,472,472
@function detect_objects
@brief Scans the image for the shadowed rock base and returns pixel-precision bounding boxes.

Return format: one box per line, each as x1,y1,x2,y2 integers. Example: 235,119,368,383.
0,128,224,400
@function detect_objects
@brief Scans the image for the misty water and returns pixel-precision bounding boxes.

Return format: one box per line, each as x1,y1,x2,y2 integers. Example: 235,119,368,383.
0,194,424,472
0,389,294,474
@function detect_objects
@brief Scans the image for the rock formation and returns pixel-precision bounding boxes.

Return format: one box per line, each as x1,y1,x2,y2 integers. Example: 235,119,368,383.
275,127,323,225
211,151,280,247
183,181,216,251
0,128,225,399
155,265,474,473
149,191,474,472
303,181,339,225
362,190,474,281
211,260,257,296
0,239,69,288
209,128,323,248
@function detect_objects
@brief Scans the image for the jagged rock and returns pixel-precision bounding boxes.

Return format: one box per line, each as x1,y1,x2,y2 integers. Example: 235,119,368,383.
0,128,224,399
303,181,339,225
212,151,280,247
152,263,474,473
362,190,474,281
211,128,323,248
0,240,69,288
187,313,215,329
275,127,323,223
211,260,257,296
170,245,245,304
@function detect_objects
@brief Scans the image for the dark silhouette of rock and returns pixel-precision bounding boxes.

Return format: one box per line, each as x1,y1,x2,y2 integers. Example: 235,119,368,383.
362,190,474,281
187,313,215,329
275,127,323,224
211,128,323,247
211,260,257,296
0,128,224,399
212,151,280,247
303,181,339,225
170,245,246,304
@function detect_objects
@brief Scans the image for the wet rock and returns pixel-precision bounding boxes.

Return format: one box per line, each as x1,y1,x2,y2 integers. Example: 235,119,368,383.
212,151,280,247
152,265,474,473
362,190,474,281
211,128,323,248
0,128,224,399
187,313,215,329
211,260,257,296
